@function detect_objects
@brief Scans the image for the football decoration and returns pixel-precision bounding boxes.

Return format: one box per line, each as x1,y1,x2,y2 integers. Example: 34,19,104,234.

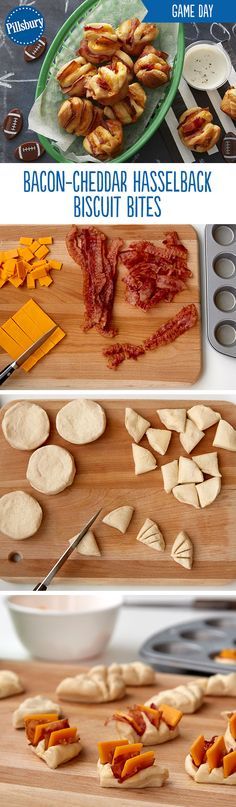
24,36,47,62
14,141,45,161
3,108,23,140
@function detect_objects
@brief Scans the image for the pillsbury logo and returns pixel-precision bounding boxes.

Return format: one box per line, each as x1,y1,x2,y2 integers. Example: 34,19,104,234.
5,5,45,46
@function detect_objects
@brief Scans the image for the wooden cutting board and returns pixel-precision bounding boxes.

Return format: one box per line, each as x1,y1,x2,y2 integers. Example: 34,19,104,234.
0,660,235,806
0,225,201,389
0,399,235,585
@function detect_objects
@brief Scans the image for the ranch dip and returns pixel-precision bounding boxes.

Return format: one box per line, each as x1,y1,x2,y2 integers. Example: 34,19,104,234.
183,41,231,90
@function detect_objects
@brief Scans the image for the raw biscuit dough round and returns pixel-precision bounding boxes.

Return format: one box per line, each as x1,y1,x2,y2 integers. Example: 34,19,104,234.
2,402,50,451
26,445,76,495
0,490,42,540
56,399,106,444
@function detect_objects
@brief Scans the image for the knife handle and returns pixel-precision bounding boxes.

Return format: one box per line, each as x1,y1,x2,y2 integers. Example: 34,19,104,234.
0,362,16,386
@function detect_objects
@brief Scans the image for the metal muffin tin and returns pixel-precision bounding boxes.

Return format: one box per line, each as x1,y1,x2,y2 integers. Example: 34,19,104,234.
205,224,236,358
140,616,236,675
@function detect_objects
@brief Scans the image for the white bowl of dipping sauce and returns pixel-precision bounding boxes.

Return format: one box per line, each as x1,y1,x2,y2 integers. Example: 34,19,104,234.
183,41,231,91
7,594,122,661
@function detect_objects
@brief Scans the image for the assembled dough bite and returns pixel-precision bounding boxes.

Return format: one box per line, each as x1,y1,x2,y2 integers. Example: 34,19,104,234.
187,405,221,431
69,529,101,557
180,418,205,454
198,672,236,697
171,531,193,570
178,456,203,484
146,681,204,714
26,445,76,495
13,695,62,729
97,738,169,788
102,505,134,533
125,407,150,443
105,84,146,125
146,428,171,456
178,108,221,153
0,491,42,540
58,98,103,137
136,518,165,552
110,702,183,745
0,670,24,699
221,86,236,120
172,483,199,509
2,401,50,450
109,661,156,686
56,665,126,703
213,419,236,451
193,452,221,477
224,711,236,751
134,45,171,88
132,444,157,475
196,477,221,508
185,734,236,784
161,459,179,493
116,19,158,56
83,119,123,160
157,408,186,433
57,56,96,96
214,648,236,664
56,399,106,444
80,23,119,64
24,713,82,769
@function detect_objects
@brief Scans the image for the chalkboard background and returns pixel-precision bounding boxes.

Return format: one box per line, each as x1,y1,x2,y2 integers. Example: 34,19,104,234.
0,1,236,162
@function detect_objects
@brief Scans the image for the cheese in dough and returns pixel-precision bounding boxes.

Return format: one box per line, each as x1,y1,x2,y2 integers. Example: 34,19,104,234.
185,753,236,785
0,670,24,699
115,711,180,745
97,759,169,788
34,737,82,769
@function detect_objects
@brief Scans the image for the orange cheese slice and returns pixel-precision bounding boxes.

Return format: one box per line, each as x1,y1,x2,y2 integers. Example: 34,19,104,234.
0,300,65,372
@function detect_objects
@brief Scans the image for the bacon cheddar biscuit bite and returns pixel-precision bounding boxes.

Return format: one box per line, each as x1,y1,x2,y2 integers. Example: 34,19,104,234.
83,118,123,160
185,734,236,784
178,107,221,152
97,739,169,788
104,83,146,125
109,702,183,745
134,45,171,87
57,57,96,97
58,98,103,136
116,19,158,56
79,23,119,64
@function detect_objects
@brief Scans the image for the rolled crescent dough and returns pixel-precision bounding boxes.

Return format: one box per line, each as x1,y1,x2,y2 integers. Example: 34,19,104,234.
0,490,42,540
146,428,171,456
157,408,186,433
27,445,76,495
198,672,236,697
2,401,50,450
125,408,150,443
187,405,221,431
0,670,24,699
102,506,134,534
132,444,157,475
146,681,204,713
56,399,106,444
213,419,236,452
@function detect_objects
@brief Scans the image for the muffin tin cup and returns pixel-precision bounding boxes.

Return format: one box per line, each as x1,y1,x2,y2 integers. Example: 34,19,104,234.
205,225,236,357
140,617,236,675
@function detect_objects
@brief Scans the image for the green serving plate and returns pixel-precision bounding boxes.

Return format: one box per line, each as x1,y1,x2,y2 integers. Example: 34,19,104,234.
36,1,185,163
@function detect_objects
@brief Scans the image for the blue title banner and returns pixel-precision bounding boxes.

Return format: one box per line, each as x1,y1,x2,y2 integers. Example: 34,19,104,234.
144,0,236,22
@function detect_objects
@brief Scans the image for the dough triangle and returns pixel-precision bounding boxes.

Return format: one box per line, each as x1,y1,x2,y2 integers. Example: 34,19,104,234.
178,456,203,483
171,531,193,570
193,452,221,477
132,444,157,475
157,408,186,433
102,506,134,534
172,484,199,508
136,518,165,551
187,404,221,430
69,530,101,557
146,428,171,456
125,408,150,443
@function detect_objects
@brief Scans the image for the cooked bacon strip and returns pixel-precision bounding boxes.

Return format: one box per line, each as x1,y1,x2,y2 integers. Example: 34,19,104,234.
121,232,192,311
103,304,198,368
66,225,122,336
